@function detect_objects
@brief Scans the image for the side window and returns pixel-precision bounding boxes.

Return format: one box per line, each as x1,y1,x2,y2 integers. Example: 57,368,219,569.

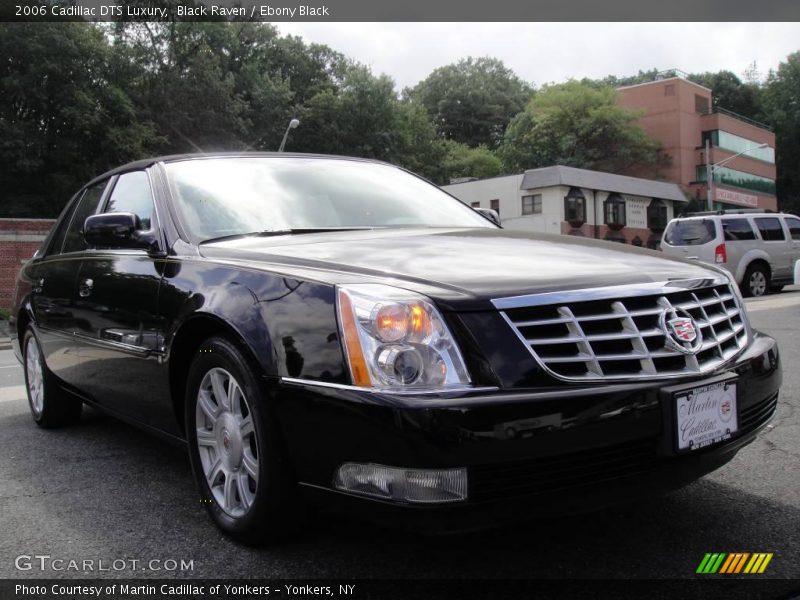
754,217,786,242
46,198,80,256
722,218,756,241
104,171,155,230
784,217,800,241
62,182,108,254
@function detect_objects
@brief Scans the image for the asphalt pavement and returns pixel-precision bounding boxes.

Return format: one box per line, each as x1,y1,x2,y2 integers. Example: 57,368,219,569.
0,290,799,581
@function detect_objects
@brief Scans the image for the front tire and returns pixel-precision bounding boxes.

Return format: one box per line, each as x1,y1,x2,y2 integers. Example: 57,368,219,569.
185,336,301,545
22,327,82,428
742,263,770,297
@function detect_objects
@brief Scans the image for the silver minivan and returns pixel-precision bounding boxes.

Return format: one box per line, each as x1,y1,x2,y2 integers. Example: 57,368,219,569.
661,211,800,297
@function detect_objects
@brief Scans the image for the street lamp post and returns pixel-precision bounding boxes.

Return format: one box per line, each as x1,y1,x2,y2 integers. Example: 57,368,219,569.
705,140,769,211
278,118,300,152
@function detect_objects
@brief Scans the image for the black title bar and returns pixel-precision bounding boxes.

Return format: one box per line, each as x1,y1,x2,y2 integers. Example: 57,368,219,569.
3,0,800,22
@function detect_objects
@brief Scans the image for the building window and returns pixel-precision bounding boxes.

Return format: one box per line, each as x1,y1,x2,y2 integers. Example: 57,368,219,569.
604,193,626,230
695,94,709,114
490,199,500,216
647,199,668,231
470,201,480,208
703,130,775,164
664,84,675,97
696,166,776,195
563,187,586,228
521,194,542,215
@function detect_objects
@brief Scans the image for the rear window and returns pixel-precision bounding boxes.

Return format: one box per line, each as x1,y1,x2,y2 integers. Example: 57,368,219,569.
663,219,716,246
754,217,786,241
722,218,756,241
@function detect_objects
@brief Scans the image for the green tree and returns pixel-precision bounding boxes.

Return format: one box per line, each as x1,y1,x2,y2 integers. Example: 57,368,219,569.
688,70,763,121
497,81,667,175
391,101,448,182
111,21,298,152
596,68,663,89
0,22,158,217
292,64,400,158
410,57,532,148
763,52,800,214
435,140,502,184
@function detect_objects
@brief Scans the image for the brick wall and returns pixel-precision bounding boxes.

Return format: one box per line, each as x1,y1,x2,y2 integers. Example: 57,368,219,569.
0,219,55,310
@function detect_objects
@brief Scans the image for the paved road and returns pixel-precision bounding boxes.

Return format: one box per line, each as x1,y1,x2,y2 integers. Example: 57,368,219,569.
1,290,799,581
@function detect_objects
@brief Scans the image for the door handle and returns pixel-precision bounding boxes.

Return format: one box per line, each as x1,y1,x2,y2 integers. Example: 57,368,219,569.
78,278,94,298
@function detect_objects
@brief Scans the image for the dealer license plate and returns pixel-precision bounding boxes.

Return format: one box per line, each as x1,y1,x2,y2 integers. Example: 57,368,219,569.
675,381,738,452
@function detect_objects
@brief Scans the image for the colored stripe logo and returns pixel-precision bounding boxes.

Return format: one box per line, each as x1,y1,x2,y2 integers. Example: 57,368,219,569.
696,552,773,574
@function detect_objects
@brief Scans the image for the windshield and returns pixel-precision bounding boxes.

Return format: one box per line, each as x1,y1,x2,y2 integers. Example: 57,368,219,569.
164,157,494,243
663,219,717,246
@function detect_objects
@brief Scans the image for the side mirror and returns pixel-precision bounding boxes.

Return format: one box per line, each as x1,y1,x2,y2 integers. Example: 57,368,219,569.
476,207,501,227
83,212,159,252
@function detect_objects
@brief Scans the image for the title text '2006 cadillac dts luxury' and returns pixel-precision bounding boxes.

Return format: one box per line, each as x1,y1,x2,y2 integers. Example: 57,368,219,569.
10,154,781,544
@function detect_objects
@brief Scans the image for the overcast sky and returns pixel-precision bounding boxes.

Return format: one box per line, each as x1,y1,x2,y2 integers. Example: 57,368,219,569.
276,23,800,91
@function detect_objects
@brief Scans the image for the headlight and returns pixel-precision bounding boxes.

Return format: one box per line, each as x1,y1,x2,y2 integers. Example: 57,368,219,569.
336,284,472,391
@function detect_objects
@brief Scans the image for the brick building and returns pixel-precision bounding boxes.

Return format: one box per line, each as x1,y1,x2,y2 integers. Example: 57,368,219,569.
0,219,54,309
617,75,777,210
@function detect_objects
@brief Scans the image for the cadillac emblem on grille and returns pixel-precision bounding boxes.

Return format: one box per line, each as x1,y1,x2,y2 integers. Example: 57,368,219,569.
661,308,703,354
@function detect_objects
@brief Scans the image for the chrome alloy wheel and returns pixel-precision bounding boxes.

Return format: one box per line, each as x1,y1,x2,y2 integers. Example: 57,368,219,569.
25,336,44,417
749,270,767,297
195,367,259,517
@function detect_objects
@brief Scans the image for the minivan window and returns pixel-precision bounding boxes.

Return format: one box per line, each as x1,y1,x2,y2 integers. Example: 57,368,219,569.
754,217,786,242
722,218,756,241
785,217,800,241
62,181,108,254
663,219,716,246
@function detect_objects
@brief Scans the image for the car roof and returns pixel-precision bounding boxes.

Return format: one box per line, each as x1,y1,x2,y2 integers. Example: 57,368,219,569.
674,212,795,220
84,152,390,189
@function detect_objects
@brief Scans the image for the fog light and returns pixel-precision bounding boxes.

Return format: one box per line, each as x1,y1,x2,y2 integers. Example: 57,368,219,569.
334,463,468,504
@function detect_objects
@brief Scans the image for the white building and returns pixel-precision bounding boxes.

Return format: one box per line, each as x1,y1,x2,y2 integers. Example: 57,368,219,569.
443,165,688,248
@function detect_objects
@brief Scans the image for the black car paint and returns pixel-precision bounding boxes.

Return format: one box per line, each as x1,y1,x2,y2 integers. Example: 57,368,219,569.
10,154,782,529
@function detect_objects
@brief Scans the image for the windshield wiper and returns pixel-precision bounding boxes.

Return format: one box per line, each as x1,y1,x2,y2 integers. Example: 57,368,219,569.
199,227,376,244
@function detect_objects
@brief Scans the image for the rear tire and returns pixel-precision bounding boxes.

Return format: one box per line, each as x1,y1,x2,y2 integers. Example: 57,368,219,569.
22,327,82,428
185,336,302,545
742,263,770,297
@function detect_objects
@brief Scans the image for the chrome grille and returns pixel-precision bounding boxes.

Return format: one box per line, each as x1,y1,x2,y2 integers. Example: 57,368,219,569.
496,281,748,382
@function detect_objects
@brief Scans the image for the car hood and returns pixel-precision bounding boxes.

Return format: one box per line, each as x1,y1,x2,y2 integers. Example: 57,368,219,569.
198,228,724,310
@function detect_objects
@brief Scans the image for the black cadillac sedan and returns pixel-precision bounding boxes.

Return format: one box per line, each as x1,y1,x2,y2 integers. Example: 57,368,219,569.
9,154,781,544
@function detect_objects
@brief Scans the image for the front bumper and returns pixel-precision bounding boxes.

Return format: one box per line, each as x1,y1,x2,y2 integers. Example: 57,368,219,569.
275,332,781,533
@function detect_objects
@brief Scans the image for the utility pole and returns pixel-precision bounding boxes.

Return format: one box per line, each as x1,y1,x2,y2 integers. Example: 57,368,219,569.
705,138,714,211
